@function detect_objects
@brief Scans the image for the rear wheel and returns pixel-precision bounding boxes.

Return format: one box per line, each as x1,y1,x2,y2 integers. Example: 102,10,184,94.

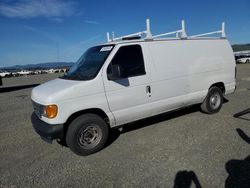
246,59,249,63
201,86,223,114
66,114,109,156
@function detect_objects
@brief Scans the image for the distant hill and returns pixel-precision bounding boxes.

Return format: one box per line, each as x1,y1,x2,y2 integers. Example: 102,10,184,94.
232,44,250,52
2,62,74,71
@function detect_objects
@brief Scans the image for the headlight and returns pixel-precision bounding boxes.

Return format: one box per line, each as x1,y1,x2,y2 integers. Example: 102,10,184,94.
32,101,57,119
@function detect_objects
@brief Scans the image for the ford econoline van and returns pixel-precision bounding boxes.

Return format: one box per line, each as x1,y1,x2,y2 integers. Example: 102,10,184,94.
31,20,236,155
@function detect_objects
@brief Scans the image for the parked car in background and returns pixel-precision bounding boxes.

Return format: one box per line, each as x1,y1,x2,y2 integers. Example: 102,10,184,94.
0,70,11,77
17,70,32,76
46,69,58,73
11,72,19,77
237,56,250,64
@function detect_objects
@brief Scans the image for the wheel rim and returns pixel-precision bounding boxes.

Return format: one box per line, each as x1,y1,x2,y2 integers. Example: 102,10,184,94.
77,125,102,149
209,92,221,110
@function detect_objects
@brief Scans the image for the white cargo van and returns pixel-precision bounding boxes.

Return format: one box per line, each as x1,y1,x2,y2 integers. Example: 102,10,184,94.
31,20,236,156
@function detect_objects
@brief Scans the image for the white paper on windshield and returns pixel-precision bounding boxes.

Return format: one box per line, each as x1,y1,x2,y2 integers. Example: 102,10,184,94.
100,46,113,52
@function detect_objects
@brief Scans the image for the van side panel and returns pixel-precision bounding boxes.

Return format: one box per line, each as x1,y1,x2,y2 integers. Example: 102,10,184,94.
147,39,235,115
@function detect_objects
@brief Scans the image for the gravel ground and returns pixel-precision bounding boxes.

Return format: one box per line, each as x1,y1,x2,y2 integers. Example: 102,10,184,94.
0,65,249,188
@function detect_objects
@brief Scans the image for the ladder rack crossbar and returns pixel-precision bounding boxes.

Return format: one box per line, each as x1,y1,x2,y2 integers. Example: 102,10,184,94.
189,30,222,38
152,30,182,38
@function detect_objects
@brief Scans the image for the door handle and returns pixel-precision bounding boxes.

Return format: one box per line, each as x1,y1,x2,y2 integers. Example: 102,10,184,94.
146,85,151,97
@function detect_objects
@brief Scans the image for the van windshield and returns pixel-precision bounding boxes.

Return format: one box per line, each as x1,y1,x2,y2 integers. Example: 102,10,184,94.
61,45,114,81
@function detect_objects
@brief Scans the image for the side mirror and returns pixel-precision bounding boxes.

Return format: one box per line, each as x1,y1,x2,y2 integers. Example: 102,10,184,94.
108,64,123,80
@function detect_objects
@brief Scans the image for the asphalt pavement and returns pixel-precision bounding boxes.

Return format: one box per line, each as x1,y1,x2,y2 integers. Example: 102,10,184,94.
0,65,249,188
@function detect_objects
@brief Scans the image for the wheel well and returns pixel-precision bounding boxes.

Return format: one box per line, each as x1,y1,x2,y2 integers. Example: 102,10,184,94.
62,108,110,142
210,82,225,94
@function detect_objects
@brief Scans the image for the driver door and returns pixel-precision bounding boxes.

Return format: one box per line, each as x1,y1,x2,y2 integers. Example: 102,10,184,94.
103,44,151,126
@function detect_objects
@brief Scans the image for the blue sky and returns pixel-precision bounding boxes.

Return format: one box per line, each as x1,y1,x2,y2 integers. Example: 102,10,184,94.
0,0,249,67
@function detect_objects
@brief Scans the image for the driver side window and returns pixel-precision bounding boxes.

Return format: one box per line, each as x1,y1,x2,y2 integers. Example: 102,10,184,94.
107,45,146,78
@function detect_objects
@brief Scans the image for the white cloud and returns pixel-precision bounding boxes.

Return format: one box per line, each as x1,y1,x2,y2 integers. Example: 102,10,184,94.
0,0,75,18
84,20,100,25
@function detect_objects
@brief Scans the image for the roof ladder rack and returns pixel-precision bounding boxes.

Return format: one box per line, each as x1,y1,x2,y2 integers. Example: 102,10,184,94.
106,19,226,42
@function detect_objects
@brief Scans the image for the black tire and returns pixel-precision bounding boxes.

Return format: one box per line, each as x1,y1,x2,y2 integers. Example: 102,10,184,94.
246,59,249,63
66,114,109,156
201,86,223,114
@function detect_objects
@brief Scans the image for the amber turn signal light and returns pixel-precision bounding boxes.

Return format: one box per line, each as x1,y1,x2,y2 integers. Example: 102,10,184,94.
45,105,57,119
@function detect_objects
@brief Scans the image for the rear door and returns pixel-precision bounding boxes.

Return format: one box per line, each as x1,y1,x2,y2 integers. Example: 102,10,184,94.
102,44,151,126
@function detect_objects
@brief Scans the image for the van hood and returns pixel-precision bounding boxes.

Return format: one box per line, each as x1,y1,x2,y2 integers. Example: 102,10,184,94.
31,78,102,104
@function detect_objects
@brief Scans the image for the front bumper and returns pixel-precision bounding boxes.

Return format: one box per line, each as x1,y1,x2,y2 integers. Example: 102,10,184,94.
31,112,64,142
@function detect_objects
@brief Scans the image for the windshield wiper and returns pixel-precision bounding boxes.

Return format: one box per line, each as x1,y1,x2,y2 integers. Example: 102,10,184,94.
61,72,94,81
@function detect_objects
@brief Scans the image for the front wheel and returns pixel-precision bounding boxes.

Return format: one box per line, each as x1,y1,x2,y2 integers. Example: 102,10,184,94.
201,86,223,114
66,114,109,156
246,59,249,63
